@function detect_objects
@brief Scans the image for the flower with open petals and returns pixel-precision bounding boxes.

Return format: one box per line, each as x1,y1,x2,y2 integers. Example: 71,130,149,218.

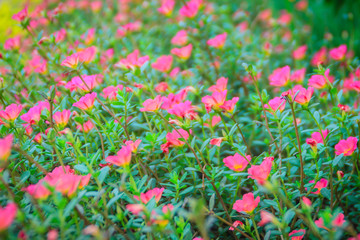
207,33,227,48
223,153,251,172
292,45,307,60
208,77,228,92
171,30,188,46
134,188,164,204
106,146,132,167
335,137,358,156
258,211,276,226
73,92,97,111
233,192,260,214
158,0,175,16
265,97,286,113
151,55,173,73
329,45,347,61
309,178,328,194
171,44,193,60
290,68,306,83
0,203,17,231
308,69,331,89
12,7,28,22
0,134,13,162
269,66,290,86
140,95,163,112
248,157,273,184
201,90,227,112
53,109,71,127
179,0,200,18
0,104,22,122
115,49,149,69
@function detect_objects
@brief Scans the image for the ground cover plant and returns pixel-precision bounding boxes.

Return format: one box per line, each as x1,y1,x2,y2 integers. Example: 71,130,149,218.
1,0,360,239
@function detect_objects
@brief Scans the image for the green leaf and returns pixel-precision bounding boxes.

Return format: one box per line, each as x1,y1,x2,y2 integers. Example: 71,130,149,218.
321,188,331,200
98,166,110,184
333,153,344,166
209,193,215,211
74,164,89,174
283,209,295,224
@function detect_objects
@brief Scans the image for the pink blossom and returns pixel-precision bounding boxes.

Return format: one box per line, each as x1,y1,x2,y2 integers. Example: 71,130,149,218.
223,153,251,172
265,97,286,113
73,92,97,111
289,229,305,240
115,50,149,69
229,220,244,230
329,45,347,61
210,138,223,146
204,116,221,127
125,139,142,152
22,182,51,200
220,97,239,112
53,28,67,43
76,120,94,133
292,45,307,60
166,129,190,147
258,211,276,226
155,82,169,92
53,109,71,127
207,33,227,48
335,137,358,156
171,44,193,60
269,66,290,86
332,213,346,227
233,192,260,214
0,203,17,231
179,0,200,18
134,188,164,204
171,30,188,46
308,69,331,89
151,55,173,73
208,77,228,92
106,146,132,167
101,85,124,100
302,197,312,207
290,68,306,83
158,0,175,16
0,134,13,162
12,7,28,22
311,129,329,144
0,104,23,122
126,204,145,215
168,101,197,119
311,47,327,66
309,178,328,194
201,90,227,112
248,157,273,184
4,36,21,51
140,95,163,112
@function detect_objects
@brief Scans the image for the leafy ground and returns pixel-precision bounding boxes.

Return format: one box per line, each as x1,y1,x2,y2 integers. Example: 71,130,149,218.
1,0,360,239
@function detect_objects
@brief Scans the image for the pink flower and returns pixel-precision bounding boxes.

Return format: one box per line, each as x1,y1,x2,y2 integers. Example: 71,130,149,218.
158,0,175,16
308,69,331,89
0,104,23,122
223,153,251,172
168,101,197,119
152,55,173,73
309,178,328,194
329,45,347,61
265,97,286,113
134,188,164,204
101,85,124,100
22,182,51,200
220,97,239,112
0,134,13,162
106,146,132,167
21,104,48,125
201,90,227,112
292,45,307,60
155,82,169,92
125,139,142,152
290,85,314,105
210,138,223,146
171,44,193,60
269,66,290,86
0,203,17,231
315,217,325,229
61,53,81,68
337,170,344,180
311,47,327,66
233,192,260,214
258,211,276,226
53,109,71,127
115,50,149,69
4,36,21,51
248,157,273,184
335,137,358,156
289,229,306,240
208,77,228,92
171,30,188,46
290,68,306,83
302,197,312,207
53,28,67,43
179,0,200,18
76,120,94,133
204,116,221,127
207,33,227,48
66,74,103,92
126,204,145,215
332,213,346,227
12,7,28,22
166,129,190,147
73,92,97,111
229,220,244,230
338,104,350,112
311,129,329,144
140,95,163,112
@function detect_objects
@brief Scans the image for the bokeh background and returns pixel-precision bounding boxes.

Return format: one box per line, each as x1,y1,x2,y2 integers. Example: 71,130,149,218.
0,0,359,55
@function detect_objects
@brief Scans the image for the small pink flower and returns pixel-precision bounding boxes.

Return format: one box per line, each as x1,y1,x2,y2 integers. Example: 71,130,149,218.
171,30,188,46
338,104,350,112
302,197,312,207
258,211,276,226
4,36,21,51
106,146,132,167
223,153,251,172
171,44,193,60
76,120,94,133
269,66,290,87
332,213,346,227
306,138,317,148
292,45,307,60
22,182,51,200
115,50,149,69
309,178,328,194
248,157,273,184
329,45,347,61
315,217,325,229
204,116,221,127
0,104,23,122
208,77,228,92
311,129,329,144
168,101,197,119
12,7,28,22
140,95,163,112
220,97,239,112
101,85,124,100
308,69,331,89
162,204,174,214
166,129,190,147
53,28,67,43
158,0,175,16
201,90,227,112
66,74,103,92
290,68,306,83
61,53,81,68
291,85,314,105
134,188,165,204
0,203,17,231
337,170,344,180
126,204,145,215
335,137,358,156
210,138,223,146
311,47,327,66
21,104,48,125
155,82,169,93
125,139,141,153
179,0,200,18
233,192,260,214
289,229,306,240
0,134,13,162
207,33,227,49
151,55,173,73
47,230,59,240
53,109,71,127
229,220,244,230
73,92,97,111
265,97,286,113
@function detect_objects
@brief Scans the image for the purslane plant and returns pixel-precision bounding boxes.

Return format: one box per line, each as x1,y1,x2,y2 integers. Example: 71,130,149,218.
0,0,360,239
